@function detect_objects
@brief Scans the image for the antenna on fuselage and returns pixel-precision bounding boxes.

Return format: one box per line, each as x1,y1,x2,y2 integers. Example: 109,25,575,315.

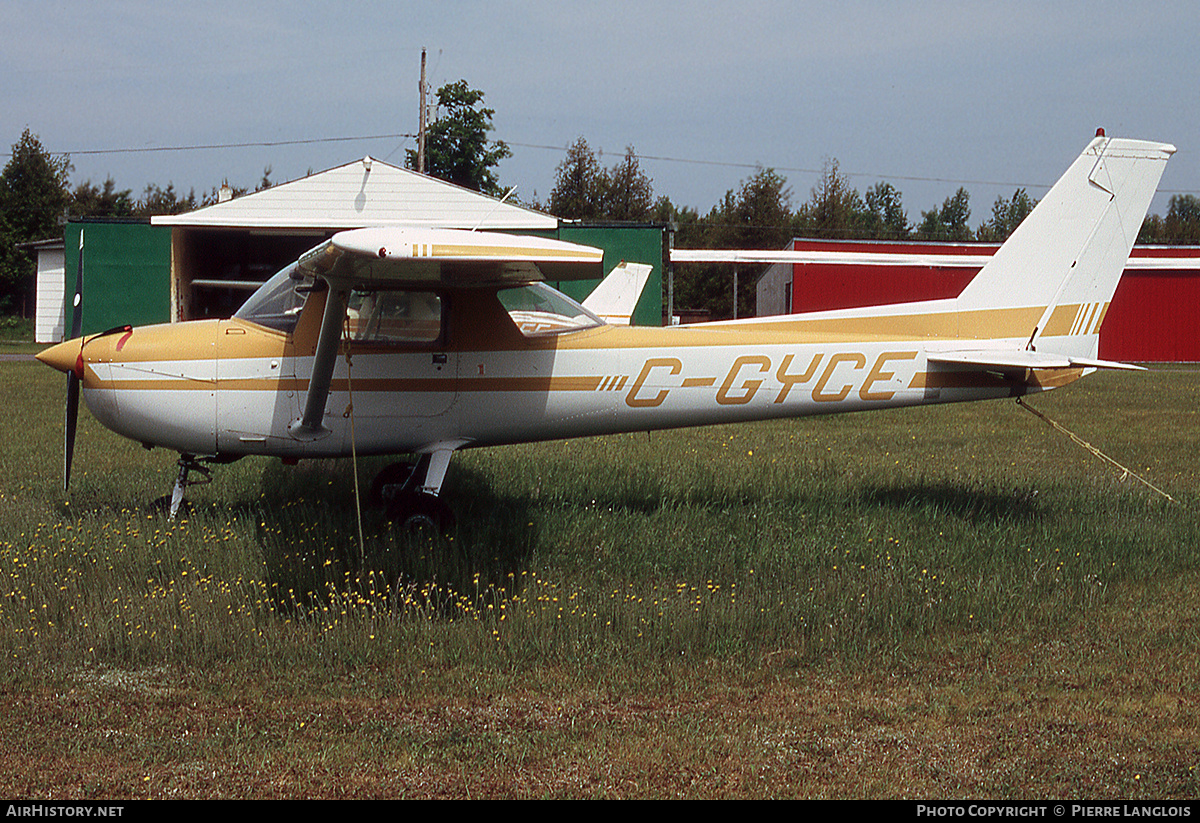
470,186,518,232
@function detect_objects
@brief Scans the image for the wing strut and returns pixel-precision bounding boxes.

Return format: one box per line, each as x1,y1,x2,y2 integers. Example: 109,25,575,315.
290,282,348,440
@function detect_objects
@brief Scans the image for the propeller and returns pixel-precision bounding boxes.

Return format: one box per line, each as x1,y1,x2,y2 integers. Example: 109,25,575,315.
63,229,84,491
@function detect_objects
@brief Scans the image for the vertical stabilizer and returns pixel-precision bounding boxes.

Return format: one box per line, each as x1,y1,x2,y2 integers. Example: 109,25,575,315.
955,135,1174,353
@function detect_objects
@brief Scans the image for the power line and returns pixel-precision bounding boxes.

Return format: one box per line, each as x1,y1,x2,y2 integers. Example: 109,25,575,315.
9,132,1197,197
17,134,1045,188
504,140,1056,189
505,140,1199,196
39,133,418,157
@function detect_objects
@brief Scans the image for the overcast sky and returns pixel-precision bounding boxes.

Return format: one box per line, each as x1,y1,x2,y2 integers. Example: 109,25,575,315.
5,0,1198,223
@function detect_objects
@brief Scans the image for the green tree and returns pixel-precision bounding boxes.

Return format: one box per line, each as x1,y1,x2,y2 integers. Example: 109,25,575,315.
133,183,201,216
1139,212,1165,244
0,129,71,314
1137,195,1200,244
1163,194,1200,244
651,195,698,230
797,158,867,239
976,188,1036,242
406,80,512,196
599,147,654,221
70,177,134,218
916,187,971,241
548,137,604,220
548,140,655,222
862,181,910,239
733,168,793,246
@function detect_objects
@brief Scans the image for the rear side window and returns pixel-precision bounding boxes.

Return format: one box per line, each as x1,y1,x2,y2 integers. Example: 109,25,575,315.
497,282,602,337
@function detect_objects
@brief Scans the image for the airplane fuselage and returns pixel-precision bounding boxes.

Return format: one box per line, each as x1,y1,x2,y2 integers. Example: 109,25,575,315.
67,285,1072,462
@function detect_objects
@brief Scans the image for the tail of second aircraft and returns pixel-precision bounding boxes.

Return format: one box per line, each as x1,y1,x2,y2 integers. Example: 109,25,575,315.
954,133,1175,358
582,261,654,325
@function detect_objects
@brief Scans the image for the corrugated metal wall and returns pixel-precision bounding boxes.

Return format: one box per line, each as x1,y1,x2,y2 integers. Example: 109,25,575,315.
1103,271,1200,361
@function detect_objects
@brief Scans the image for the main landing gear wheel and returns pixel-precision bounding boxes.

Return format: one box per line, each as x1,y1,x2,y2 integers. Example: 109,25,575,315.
368,461,416,509
386,490,455,534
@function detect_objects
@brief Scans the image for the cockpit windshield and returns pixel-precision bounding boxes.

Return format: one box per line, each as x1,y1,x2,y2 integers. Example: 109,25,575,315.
233,263,311,333
497,282,604,336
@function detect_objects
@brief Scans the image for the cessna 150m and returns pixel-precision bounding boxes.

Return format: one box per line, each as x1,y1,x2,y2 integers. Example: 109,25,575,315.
37,133,1174,526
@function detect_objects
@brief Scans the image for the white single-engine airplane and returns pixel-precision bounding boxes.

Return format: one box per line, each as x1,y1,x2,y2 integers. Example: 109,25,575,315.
37,133,1174,526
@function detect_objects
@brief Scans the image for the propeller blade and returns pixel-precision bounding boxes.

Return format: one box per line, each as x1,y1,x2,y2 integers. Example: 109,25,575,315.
64,371,79,491
63,229,84,491
69,229,83,339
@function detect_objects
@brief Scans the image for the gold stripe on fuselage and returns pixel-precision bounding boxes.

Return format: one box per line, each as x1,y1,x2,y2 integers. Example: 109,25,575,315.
87,372,607,394
82,299,1104,372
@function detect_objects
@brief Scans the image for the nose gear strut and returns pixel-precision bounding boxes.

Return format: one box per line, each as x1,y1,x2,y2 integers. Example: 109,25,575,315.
169,454,212,520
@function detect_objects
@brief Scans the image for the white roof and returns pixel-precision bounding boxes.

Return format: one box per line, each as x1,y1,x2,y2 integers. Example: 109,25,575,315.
151,157,557,231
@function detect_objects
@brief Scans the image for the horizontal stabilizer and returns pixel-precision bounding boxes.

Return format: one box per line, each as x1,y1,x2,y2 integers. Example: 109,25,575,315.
1067,356,1146,372
929,350,1145,371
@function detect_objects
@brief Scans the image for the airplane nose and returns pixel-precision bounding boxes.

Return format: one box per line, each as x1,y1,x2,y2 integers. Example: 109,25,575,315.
36,339,82,375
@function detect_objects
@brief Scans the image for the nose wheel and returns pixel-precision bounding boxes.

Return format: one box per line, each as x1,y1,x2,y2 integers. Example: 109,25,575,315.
150,454,212,520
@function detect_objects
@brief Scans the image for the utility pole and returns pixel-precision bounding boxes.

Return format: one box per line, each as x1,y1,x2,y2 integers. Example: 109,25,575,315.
733,266,739,320
666,224,675,325
418,48,427,174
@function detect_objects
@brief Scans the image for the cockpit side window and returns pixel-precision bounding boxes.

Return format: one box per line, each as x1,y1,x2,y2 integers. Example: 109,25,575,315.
235,268,443,345
346,289,442,344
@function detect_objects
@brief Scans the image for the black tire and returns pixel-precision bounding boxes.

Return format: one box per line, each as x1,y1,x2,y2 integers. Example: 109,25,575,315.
368,461,416,508
386,490,455,534
147,494,192,518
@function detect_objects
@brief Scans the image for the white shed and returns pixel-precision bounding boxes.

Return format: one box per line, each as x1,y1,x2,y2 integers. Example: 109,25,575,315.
29,238,66,343
151,156,558,321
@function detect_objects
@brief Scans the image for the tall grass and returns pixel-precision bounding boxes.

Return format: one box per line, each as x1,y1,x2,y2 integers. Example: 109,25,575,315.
1,361,1197,680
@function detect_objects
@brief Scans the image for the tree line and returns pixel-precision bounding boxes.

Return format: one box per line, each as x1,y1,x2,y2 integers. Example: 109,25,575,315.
4,80,1200,319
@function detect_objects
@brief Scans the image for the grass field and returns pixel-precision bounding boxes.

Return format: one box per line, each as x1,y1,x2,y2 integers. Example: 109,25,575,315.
2,357,1199,798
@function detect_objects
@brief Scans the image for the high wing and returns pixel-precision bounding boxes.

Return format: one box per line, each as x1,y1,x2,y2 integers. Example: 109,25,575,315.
299,226,605,287
292,226,607,440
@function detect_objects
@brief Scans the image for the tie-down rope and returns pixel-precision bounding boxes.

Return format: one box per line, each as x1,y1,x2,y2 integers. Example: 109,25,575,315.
1015,397,1181,507
343,312,366,559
